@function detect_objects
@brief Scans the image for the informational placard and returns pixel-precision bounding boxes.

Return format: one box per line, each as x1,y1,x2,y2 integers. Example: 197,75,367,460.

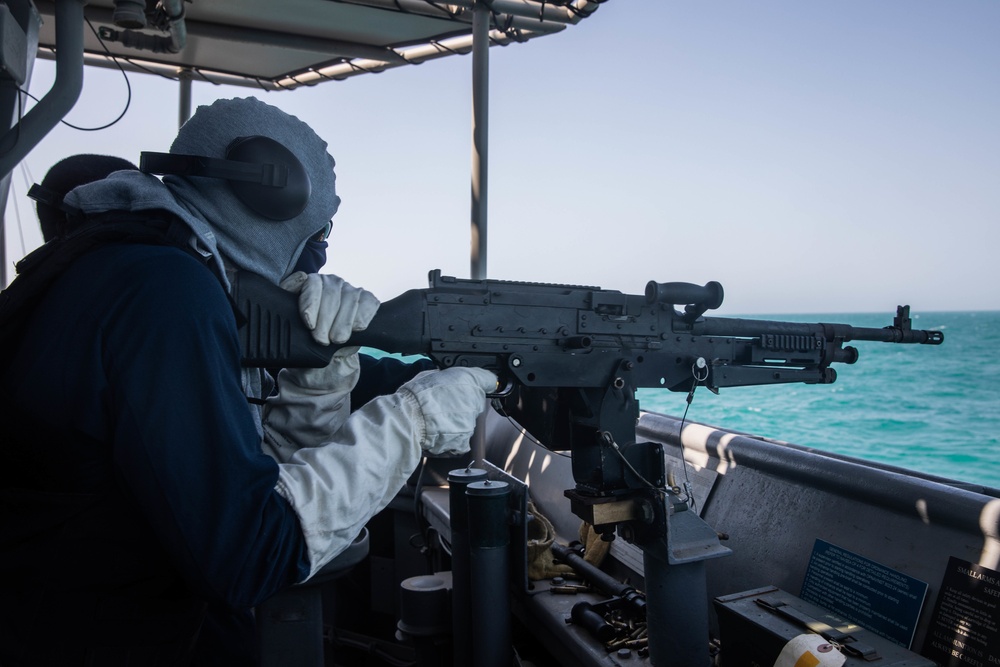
800,539,928,648
922,556,1000,666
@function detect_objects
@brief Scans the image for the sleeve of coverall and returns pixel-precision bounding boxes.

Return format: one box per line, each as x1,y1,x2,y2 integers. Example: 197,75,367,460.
261,272,378,462
275,366,497,580
262,355,361,463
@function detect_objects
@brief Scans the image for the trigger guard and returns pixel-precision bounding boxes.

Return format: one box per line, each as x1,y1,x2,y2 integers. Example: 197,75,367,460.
487,378,515,399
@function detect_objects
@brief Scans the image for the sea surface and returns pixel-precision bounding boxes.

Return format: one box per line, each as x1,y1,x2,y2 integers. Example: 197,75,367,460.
637,310,1000,490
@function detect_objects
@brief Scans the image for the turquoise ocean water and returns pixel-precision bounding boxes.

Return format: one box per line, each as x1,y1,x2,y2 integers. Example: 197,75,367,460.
637,310,1000,490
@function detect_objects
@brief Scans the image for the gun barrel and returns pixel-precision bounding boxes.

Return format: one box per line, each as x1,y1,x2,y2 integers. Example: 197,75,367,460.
843,325,943,345
696,315,943,345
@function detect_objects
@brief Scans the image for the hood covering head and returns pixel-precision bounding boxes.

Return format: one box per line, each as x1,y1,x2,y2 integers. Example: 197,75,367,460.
163,97,340,284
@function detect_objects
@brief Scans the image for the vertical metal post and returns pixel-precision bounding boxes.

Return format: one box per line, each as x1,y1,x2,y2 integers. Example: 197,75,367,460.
178,67,193,127
0,0,84,178
643,554,712,666
448,467,487,667
467,479,511,667
636,502,730,666
470,1,489,280
1,0,75,286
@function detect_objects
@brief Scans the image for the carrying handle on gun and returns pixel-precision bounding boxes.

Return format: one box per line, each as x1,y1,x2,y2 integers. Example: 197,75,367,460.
645,280,724,321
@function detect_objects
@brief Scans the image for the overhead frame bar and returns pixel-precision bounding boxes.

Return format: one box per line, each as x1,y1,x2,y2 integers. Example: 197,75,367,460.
34,25,557,90
331,0,601,26
8,0,609,288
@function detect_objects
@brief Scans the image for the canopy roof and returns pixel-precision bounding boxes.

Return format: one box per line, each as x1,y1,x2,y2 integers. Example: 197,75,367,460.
2,0,607,283
33,0,605,89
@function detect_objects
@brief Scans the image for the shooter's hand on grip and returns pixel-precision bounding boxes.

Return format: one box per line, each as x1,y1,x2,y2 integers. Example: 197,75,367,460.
399,367,498,456
280,271,380,346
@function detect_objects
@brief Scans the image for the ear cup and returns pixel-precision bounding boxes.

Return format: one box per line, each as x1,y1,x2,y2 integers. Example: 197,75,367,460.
225,136,311,221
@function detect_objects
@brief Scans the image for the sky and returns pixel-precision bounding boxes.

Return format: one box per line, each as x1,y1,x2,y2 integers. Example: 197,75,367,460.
4,0,999,315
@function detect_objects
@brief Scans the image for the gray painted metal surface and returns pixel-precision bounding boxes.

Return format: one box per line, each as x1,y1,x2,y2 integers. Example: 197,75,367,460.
464,408,999,663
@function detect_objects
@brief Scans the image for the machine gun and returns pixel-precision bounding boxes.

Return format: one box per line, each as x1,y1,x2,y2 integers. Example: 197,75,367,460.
233,267,942,504
235,268,940,446
235,268,941,375
232,268,943,665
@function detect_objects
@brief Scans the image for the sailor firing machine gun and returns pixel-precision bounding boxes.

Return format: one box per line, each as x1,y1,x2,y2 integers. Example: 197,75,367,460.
232,268,943,665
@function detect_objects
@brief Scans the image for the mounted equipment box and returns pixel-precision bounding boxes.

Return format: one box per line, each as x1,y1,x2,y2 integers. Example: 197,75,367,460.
714,586,935,666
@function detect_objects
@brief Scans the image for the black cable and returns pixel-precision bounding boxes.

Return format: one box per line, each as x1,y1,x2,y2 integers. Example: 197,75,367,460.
602,430,665,493
410,456,435,567
675,360,708,510
59,19,133,132
17,19,133,133
490,399,572,458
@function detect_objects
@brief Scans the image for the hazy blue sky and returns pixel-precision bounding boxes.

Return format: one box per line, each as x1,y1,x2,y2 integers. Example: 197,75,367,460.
5,1,998,315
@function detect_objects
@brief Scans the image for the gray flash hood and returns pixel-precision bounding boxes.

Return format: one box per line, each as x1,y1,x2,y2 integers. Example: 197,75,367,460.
65,97,341,287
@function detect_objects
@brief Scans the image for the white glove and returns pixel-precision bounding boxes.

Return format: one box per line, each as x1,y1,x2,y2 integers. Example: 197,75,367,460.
274,366,497,579
397,367,498,455
279,271,380,346
261,273,377,462
262,360,359,462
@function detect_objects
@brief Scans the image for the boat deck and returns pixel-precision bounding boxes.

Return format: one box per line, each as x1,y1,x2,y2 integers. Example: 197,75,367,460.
413,408,999,664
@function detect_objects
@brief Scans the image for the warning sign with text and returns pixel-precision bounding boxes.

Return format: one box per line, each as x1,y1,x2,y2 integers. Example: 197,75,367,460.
801,539,928,649
923,557,1000,667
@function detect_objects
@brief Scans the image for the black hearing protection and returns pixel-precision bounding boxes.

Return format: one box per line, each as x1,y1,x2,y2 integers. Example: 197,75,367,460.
27,181,86,228
26,182,69,210
139,136,311,221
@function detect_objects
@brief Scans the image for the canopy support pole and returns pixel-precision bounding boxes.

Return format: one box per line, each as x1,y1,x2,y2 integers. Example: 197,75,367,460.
470,1,489,280
1,0,83,286
178,67,193,127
